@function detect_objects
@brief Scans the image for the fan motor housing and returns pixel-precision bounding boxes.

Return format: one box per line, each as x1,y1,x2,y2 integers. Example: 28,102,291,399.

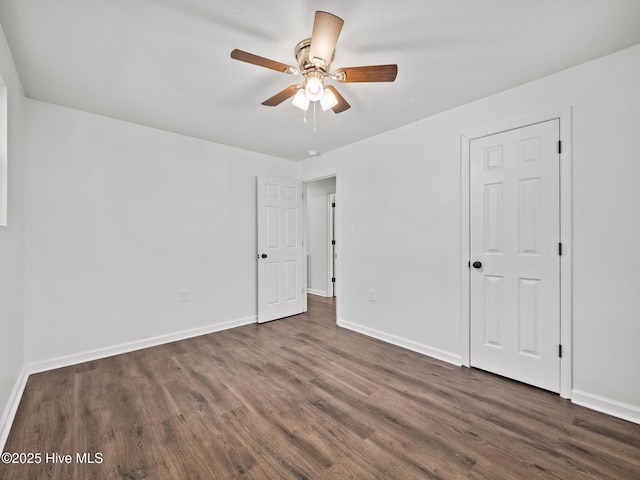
295,38,334,75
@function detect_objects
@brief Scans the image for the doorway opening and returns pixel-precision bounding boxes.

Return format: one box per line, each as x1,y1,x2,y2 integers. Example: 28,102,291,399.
304,175,337,323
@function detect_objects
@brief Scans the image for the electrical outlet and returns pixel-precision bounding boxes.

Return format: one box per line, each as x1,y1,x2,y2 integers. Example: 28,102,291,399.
369,289,376,302
179,289,189,302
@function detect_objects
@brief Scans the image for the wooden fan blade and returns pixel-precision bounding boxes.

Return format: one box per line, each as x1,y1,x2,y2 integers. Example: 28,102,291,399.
326,85,350,114
308,11,344,67
335,64,398,82
231,49,297,74
262,85,300,106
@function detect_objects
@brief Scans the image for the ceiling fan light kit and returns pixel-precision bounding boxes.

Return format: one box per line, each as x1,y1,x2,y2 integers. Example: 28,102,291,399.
230,11,398,117
320,88,338,111
292,89,310,110
304,72,324,101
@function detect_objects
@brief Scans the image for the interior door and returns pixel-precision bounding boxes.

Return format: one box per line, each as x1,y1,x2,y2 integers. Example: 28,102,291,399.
257,176,306,323
470,119,561,392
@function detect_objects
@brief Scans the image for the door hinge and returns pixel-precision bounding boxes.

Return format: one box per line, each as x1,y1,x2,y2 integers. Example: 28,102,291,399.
331,240,336,245
558,242,563,256
558,344,563,358
332,277,336,283
332,202,336,208
558,140,562,154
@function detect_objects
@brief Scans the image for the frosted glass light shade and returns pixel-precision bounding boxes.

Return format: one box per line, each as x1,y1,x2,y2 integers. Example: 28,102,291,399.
305,76,324,101
320,88,338,111
292,89,310,110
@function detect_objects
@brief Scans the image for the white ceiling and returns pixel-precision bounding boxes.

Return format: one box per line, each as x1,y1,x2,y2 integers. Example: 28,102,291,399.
1,0,640,161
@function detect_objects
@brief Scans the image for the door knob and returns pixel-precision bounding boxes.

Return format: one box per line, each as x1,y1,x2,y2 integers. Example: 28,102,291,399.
472,261,482,269
261,253,268,259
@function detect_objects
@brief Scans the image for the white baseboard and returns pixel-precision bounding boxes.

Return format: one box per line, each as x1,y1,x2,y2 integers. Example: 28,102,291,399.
2,315,256,451
26,316,257,375
307,289,328,297
7,315,639,452
572,389,640,425
337,318,462,366
0,366,29,452
2,316,257,450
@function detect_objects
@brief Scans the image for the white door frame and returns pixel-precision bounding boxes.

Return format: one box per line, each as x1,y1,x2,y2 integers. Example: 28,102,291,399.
327,192,337,297
460,107,573,399
303,174,339,319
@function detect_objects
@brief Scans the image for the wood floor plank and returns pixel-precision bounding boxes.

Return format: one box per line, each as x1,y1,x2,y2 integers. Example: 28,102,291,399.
1,294,639,479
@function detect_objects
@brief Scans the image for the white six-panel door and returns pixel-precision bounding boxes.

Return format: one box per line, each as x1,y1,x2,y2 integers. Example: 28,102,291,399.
470,119,561,392
257,176,306,323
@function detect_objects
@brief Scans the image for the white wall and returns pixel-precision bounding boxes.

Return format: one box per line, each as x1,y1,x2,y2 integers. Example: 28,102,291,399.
24,100,297,367
0,24,26,447
301,43,640,423
306,177,336,296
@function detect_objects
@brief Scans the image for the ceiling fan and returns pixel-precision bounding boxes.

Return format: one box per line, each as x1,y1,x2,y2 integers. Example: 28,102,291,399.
230,11,398,114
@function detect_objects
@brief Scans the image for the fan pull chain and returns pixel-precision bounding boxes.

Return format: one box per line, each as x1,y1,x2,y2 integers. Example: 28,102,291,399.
313,101,317,133
301,102,317,132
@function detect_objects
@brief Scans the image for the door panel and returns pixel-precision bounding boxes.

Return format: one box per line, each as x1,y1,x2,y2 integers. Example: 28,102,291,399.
484,182,503,254
518,277,540,357
470,119,560,393
483,275,503,348
257,176,306,323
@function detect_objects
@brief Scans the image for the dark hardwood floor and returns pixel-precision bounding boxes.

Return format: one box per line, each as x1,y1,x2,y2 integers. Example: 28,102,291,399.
2,295,639,479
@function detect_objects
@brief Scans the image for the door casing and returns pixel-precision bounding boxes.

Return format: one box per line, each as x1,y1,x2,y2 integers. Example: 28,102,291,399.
302,173,340,321
460,107,573,399
327,192,337,297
